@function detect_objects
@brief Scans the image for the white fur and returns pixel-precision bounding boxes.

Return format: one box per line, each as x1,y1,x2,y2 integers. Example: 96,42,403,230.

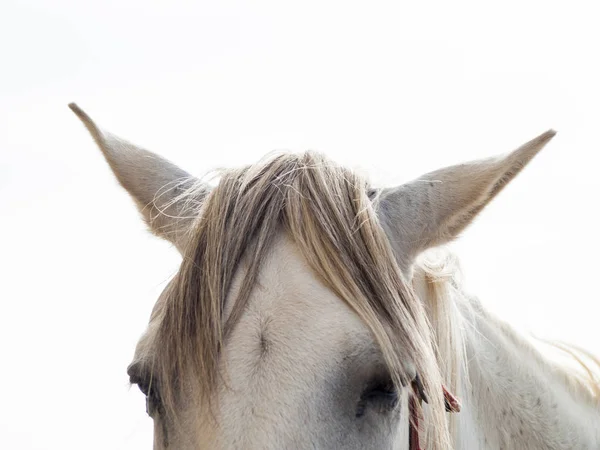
413,258,600,449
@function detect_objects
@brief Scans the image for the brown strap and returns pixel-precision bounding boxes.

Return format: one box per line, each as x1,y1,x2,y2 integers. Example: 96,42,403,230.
409,394,423,450
443,385,461,413
409,383,461,450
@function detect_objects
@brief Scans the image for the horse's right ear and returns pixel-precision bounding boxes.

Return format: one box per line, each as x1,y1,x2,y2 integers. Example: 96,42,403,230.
376,130,556,272
69,103,210,252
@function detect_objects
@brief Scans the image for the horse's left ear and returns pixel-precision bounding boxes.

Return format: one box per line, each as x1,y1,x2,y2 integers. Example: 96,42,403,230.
69,103,210,252
376,130,556,270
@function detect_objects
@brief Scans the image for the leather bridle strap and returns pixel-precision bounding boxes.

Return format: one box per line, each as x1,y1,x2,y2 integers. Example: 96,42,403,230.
409,394,423,450
409,381,461,450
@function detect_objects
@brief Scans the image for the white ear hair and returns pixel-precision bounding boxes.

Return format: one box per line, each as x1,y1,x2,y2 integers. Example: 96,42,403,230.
377,130,556,269
69,103,209,252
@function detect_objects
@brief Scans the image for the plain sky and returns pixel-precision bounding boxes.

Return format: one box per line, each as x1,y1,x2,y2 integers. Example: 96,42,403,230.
1,1,599,449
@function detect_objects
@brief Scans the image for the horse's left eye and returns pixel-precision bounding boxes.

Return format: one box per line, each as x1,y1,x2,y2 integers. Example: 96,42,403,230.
367,188,379,200
128,363,161,416
128,367,149,394
356,380,399,418
131,377,150,396
145,388,161,416
132,377,161,416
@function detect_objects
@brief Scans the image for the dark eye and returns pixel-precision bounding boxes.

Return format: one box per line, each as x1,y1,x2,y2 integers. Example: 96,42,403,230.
356,379,399,418
129,374,148,395
367,188,379,200
127,363,161,416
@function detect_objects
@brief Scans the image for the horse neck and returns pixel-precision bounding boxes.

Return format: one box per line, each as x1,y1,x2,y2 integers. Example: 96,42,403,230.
413,259,600,450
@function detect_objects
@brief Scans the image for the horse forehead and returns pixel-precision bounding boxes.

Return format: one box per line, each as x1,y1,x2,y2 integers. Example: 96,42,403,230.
224,232,373,358
215,234,382,445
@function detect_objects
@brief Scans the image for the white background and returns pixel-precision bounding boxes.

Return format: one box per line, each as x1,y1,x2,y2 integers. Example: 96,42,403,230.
1,1,599,449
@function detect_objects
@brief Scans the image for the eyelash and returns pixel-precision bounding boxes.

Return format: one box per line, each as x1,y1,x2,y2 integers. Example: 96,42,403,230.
129,372,161,416
145,389,160,416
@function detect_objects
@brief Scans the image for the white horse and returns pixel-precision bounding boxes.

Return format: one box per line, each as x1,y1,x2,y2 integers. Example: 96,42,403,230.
70,103,600,449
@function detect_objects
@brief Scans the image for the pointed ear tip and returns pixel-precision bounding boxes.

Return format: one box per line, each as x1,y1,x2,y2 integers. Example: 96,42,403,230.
68,102,105,142
540,129,557,142
526,129,557,149
68,102,89,121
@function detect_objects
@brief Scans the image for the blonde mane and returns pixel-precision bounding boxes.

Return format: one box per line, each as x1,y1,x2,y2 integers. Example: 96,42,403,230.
416,249,600,412
142,151,452,449
414,253,468,398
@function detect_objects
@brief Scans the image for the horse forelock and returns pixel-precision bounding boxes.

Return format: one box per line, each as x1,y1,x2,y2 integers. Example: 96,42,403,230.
140,151,453,449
